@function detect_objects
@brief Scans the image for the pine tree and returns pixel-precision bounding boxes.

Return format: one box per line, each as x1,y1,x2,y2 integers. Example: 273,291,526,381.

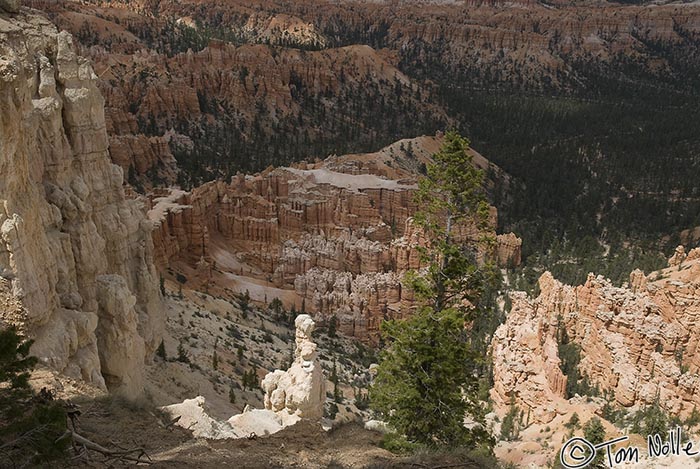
242,370,249,390
370,132,494,449
331,359,342,403
500,397,521,441
238,290,250,317
328,315,337,338
285,343,294,369
583,417,606,466
0,328,68,465
269,297,284,321
566,412,580,429
250,365,259,390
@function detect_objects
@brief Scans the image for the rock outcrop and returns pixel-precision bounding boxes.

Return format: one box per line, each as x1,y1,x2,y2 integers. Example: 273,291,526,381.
668,244,687,267
0,11,163,398
147,136,519,341
496,233,522,268
261,314,325,421
162,314,325,439
161,396,238,439
492,252,700,423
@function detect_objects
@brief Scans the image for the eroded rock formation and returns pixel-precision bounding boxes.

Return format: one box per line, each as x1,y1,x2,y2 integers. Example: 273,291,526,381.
162,314,325,439
148,136,520,341
669,244,687,267
492,248,700,423
0,10,163,398
27,0,700,183
261,314,325,421
496,233,522,268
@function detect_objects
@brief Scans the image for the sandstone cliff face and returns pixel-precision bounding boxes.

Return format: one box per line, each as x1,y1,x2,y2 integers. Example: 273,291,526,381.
0,10,163,398
496,233,522,268
492,248,700,423
148,136,519,341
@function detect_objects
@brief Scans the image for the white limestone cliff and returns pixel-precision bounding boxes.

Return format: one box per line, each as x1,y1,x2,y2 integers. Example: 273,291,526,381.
0,10,163,398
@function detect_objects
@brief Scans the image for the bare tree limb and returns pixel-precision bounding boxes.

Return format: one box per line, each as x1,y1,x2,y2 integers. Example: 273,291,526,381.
60,430,152,465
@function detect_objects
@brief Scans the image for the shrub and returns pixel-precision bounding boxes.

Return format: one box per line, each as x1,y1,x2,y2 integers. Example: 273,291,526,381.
0,328,68,465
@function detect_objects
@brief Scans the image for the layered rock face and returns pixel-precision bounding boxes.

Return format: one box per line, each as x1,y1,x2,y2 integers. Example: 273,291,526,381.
0,10,162,397
496,233,522,268
148,136,519,342
492,248,700,422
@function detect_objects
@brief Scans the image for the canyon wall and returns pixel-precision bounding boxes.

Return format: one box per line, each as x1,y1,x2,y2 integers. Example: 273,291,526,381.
492,247,700,423
25,0,700,199
48,2,447,183
148,136,520,342
0,9,163,398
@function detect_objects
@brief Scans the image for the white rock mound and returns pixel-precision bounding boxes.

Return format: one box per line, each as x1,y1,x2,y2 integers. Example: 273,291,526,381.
162,314,325,439
261,314,326,420
161,397,238,439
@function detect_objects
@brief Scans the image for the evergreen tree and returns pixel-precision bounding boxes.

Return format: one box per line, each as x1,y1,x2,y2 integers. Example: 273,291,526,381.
370,132,494,449
408,131,493,315
285,343,294,369
642,400,669,437
328,315,337,338
500,397,521,441
0,328,68,465
583,417,606,467
566,412,580,430
250,365,259,390
177,343,189,363
269,297,284,321
331,359,342,403
238,290,251,315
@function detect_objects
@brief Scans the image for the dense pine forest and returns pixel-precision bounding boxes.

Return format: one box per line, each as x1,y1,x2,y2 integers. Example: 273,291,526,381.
356,18,700,287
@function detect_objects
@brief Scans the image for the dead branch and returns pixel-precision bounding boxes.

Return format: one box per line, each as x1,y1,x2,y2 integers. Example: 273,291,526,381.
58,430,152,465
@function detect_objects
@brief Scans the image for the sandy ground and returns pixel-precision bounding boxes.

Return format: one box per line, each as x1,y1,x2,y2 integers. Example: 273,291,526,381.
61,397,490,468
